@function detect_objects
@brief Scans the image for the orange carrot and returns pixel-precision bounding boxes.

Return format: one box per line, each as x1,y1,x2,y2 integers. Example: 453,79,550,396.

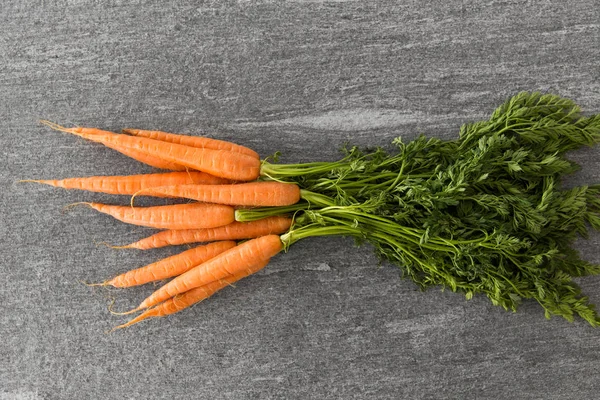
42,121,260,181
103,241,236,288
111,257,270,330
116,216,292,249
134,181,300,207
42,122,186,170
135,235,282,310
122,128,259,159
23,171,229,196
101,147,188,171
81,202,235,230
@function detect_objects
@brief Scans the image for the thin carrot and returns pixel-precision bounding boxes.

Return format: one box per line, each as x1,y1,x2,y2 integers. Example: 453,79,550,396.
111,257,270,331
42,121,261,181
100,147,188,171
122,128,259,159
134,234,282,310
133,181,301,207
101,241,236,288
80,202,235,230
115,216,292,249
41,121,186,170
22,171,230,196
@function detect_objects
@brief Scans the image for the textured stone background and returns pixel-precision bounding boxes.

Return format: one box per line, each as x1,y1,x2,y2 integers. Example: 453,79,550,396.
1,1,600,399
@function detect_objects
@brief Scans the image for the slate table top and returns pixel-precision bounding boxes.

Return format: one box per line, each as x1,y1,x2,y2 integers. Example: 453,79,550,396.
1,1,599,399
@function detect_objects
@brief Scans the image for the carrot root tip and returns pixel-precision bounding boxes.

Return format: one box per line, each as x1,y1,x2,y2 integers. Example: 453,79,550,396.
108,308,159,332
80,279,109,287
39,120,73,134
129,189,145,208
106,323,128,334
107,315,149,333
98,241,133,250
17,179,43,184
63,201,92,212
107,301,141,316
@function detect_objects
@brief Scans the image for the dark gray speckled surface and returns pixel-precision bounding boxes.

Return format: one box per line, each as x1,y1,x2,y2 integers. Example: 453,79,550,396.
1,1,599,399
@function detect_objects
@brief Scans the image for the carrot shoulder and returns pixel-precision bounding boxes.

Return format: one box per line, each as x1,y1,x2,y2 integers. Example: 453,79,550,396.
123,128,259,159
135,181,301,207
82,202,235,230
135,234,283,310
111,257,270,330
24,171,229,196
105,241,237,288
42,122,261,181
116,216,292,249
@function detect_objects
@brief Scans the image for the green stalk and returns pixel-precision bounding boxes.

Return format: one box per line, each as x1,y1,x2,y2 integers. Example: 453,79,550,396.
235,203,310,222
264,92,600,326
260,159,354,179
280,224,362,248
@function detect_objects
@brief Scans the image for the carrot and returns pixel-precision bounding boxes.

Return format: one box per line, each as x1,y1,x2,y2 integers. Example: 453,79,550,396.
133,181,301,207
80,202,235,230
41,121,187,170
101,241,237,288
99,147,188,171
23,171,229,196
115,216,292,249
111,257,270,330
122,128,260,159
134,234,282,310
42,121,261,181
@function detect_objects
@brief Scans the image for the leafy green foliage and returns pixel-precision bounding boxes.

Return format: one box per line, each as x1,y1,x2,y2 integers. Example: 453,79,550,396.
254,92,600,326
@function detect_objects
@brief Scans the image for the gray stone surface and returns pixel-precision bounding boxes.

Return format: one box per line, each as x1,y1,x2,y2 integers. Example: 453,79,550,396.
1,1,600,399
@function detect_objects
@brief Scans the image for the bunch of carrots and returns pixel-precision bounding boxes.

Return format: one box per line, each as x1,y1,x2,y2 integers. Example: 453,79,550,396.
26,93,600,329
28,122,302,331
